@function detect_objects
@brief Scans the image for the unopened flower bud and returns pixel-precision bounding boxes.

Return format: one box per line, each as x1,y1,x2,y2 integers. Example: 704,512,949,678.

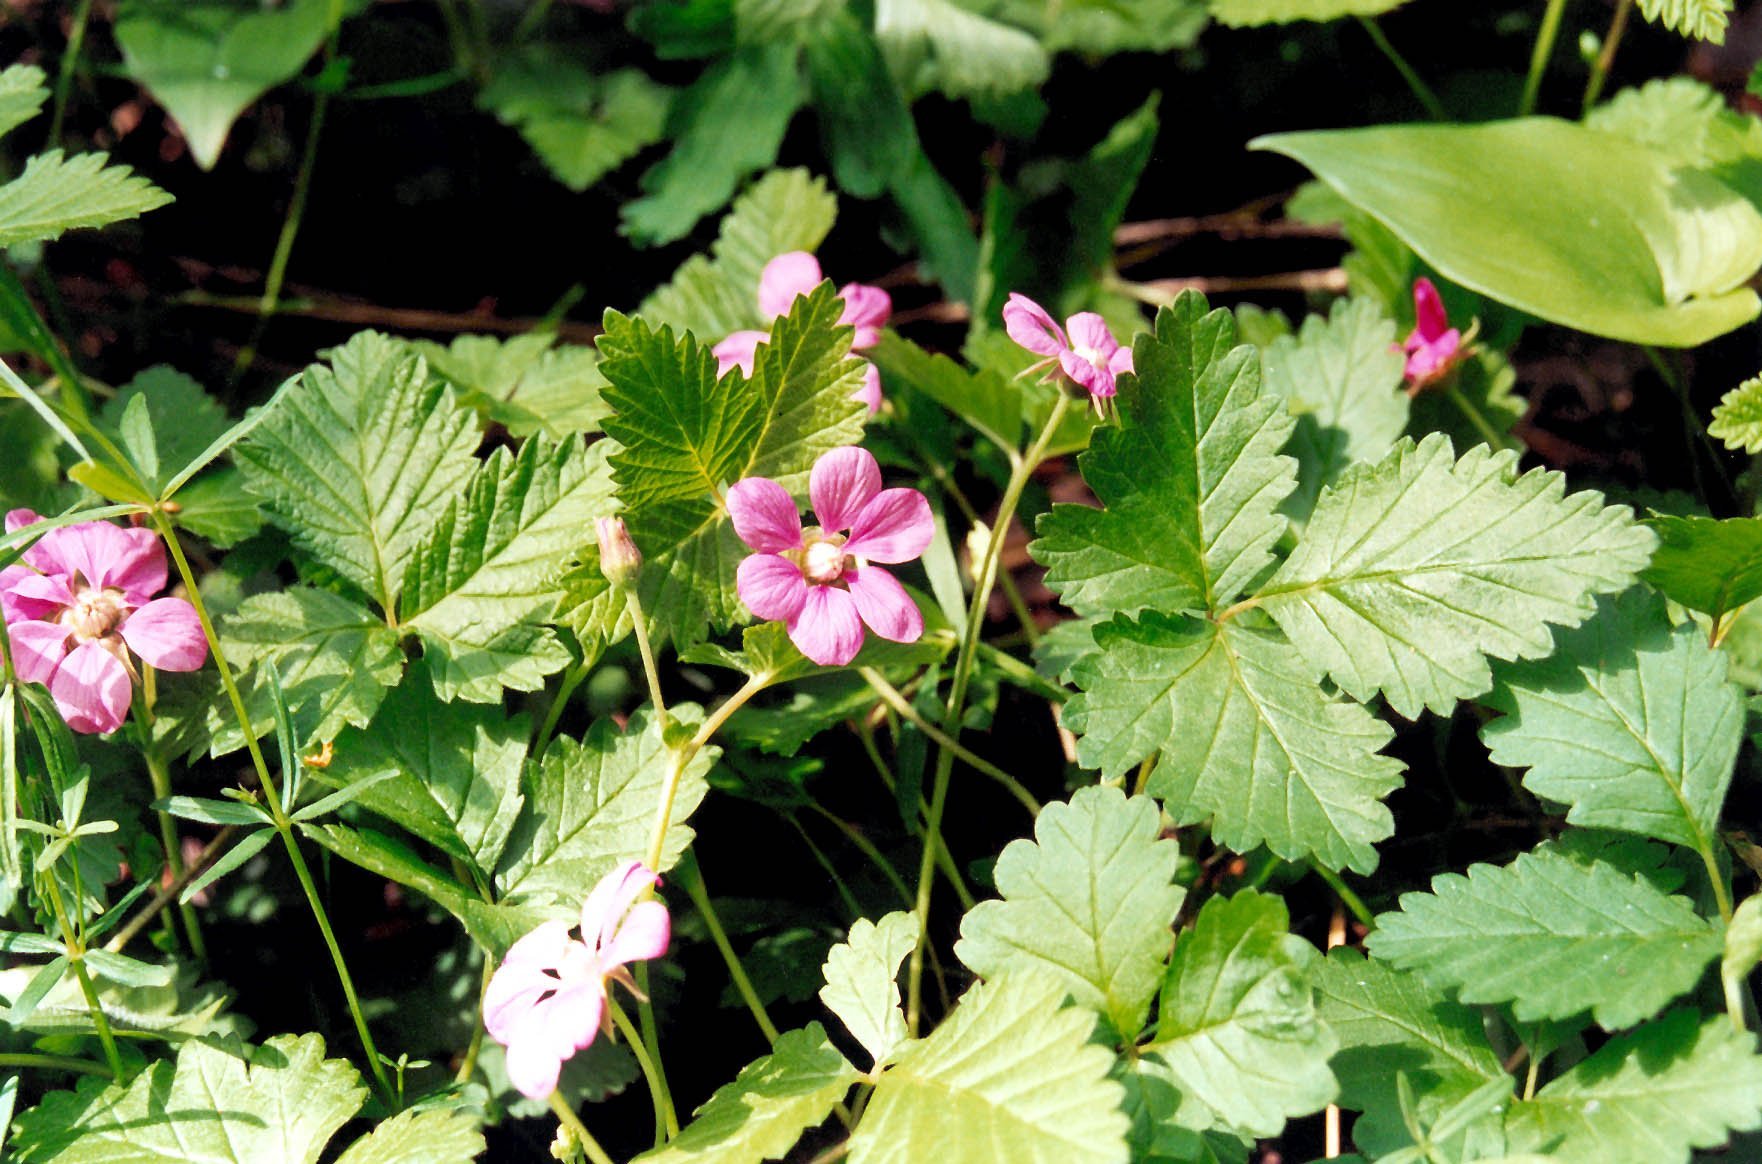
596,517,642,590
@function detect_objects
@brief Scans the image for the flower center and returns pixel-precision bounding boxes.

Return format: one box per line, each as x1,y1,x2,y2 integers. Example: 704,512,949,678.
1073,343,1106,368
802,537,847,585
59,581,127,642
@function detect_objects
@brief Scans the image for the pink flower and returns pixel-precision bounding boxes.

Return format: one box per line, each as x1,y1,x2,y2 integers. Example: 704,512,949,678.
0,510,207,735
713,252,892,414
1003,293,1134,409
728,446,931,666
1397,277,1463,391
484,859,670,1100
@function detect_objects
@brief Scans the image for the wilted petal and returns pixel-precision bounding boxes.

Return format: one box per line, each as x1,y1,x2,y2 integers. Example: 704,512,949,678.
1065,312,1119,362
845,566,923,644
759,252,824,320
726,477,803,553
581,859,659,953
838,283,891,335
844,488,933,563
1003,293,1066,358
713,330,766,378
2,568,72,622
120,598,208,672
50,639,133,734
737,553,809,621
788,584,865,666
602,899,670,968
851,361,883,415
1412,276,1449,342
8,619,70,685
810,446,882,532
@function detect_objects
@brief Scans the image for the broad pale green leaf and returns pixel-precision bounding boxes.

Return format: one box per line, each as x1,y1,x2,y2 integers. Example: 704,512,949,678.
1709,374,1762,452
1587,79,1762,205
1640,515,1762,622
0,65,48,141
597,285,867,645
10,1033,365,1162
496,708,716,912
819,911,917,1069
1067,613,1402,874
956,785,1184,1036
236,332,479,611
1366,849,1722,1028
1504,1009,1762,1162
1143,891,1337,1138
1261,297,1407,523
1257,434,1655,718
1636,0,1732,42
479,50,670,192
416,332,611,438
634,1024,860,1164
333,1110,485,1164
421,619,573,704
1033,293,1297,619
1254,119,1762,347
114,0,336,170
1211,0,1406,23
850,972,1130,1164
1482,588,1742,851
0,151,172,248
875,0,1048,101
867,331,1020,453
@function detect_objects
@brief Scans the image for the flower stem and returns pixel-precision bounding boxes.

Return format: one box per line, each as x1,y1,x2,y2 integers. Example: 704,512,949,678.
43,877,123,1079
628,589,668,728
1311,862,1375,931
1581,0,1634,113
141,744,207,961
642,673,767,876
0,1052,109,1077
675,853,780,1045
547,1089,617,1164
857,668,1040,815
1519,0,1570,116
455,956,492,1086
1355,16,1447,121
608,997,680,1141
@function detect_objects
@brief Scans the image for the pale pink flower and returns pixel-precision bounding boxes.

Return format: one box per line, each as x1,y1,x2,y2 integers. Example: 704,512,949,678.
484,860,670,1100
728,446,931,666
1003,293,1135,408
0,510,207,735
1397,277,1463,391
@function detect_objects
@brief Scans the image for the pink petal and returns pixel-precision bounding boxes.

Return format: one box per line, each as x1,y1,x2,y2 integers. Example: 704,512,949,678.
838,283,892,334
1412,277,1449,342
843,488,933,563
810,446,882,532
726,477,803,554
845,566,923,644
8,619,71,686
49,640,133,735
484,921,574,1042
3,510,39,535
851,361,883,415
1108,345,1134,376
737,553,809,621
1404,330,1461,383
1003,293,1067,358
10,512,71,577
119,598,208,672
51,522,166,601
759,252,824,320
2,568,72,622
601,899,670,968
787,584,865,666
580,859,659,953
504,1038,566,1101
1065,312,1119,361
1060,348,1111,397
713,330,767,378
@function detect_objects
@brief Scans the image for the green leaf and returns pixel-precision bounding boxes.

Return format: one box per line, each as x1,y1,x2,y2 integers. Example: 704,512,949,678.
623,46,806,246
479,50,671,193
867,332,1020,454
819,911,918,1070
633,1023,859,1163
1032,292,1296,620
114,0,338,170
597,285,867,645
10,1033,366,1162
955,785,1184,1036
1481,588,1742,852
850,972,1130,1164
1009,0,1207,54
169,469,264,547
1586,79,1762,204
1260,298,1407,523
1503,1009,1762,1161
1210,0,1407,23
1709,373,1762,453
333,1110,485,1164
319,657,526,873
1641,515,1762,622
1724,893,1762,1003
97,367,232,496
1257,434,1655,719
416,331,611,438
236,332,480,611
1366,848,1722,1028
874,0,1048,101
1067,613,1403,874
803,11,915,200
1635,0,1731,42
0,151,173,248
179,827,275,904
1254,119,1762,347
496,708,716,912
0,65,48,141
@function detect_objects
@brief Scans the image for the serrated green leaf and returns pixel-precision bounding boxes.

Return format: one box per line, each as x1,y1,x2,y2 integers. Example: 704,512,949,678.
1482,588,1742,852
874,0,1048,101
416,332,611,438
333,1109,485,1164
867,332,1020,453
1033,292,1296,620
1709,374,1762,453
1211,0,1406,24
1261,298,1407,523
997,0,1206,54
0,151,173,249
1366,848,1722,1028
1503,1009,1762,1162
169,469,263,547
634,1023,859,1164
819,911,917,1069
479,50,670,193
1068,612,1402,874
425,619,574,703
1636,0,1731,42
1256,433,1655,718
1641,515,1762,621
0,66,48,141
956,785,1184,1036
236,332,479,611
10,1033,365,1162
850,972,1130,1164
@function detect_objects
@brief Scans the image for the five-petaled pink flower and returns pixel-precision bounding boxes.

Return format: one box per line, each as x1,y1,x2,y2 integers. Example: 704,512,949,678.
729,446,931,667
0,511,207,735
484,859,670,1100
1397,277,1463,392
1003,292,1134,411
712,252,891,414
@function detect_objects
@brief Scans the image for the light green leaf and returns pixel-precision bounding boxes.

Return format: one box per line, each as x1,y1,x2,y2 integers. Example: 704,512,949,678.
422,619,573,704
1586,78,1762,201
0,65,48,141
1482,588,1742,852
1724,893,1762,1001
1255,119,1762,347
169,469,263,547
867,331,1020,453
1257,433,1655,719
956,785,1184,1036
1143,890,1336,1138
333,1110,485,1164
114,0,337,170
1635,0,1732,43
1210,0,1407,24
1016,0,1207,54
818,914,916,1072
875,0,1048,101
850,972,1130,1164
1709,373,1762,452
479,50,670,193
1643,513,1762,623
1032,292,1296,620
1067,612,1402,874
1261,297,1407,523
98,367,231,495
236,332,479,611
1366,848,1722,1028
10,1033,365,1162
0,151,173,249
416,332,611,438
1504,1009,1762,1162
634,1024,860,1164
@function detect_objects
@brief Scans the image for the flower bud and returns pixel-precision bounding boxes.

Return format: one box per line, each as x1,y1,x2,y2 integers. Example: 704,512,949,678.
596,517,642,590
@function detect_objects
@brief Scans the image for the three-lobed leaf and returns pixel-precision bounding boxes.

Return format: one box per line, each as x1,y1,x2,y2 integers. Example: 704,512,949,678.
819,911,918,1070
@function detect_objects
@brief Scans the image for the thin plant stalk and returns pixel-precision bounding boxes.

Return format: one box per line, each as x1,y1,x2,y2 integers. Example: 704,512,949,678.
1355,16,1448,121
1520,0,1571,116
547,1089,617,1164
857,667,1040,814
0,1052,108,1077
676,854,781,1045
42,876,123,1078
141,744,207,961
1581,0,1635,112
628,590,668,725
48,0,96,144
607,997,680,1141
